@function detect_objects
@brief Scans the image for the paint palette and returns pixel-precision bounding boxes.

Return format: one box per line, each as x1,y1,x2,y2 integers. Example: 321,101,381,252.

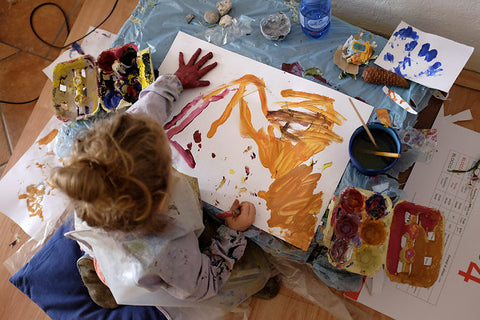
52,44,154,121
52,55,100,121
323,187,444,287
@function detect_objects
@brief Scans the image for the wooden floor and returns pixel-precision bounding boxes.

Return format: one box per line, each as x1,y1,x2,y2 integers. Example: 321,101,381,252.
1,1,479,319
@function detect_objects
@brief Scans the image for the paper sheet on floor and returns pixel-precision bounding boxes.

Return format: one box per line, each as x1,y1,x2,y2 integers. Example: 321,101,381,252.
0,116,69,241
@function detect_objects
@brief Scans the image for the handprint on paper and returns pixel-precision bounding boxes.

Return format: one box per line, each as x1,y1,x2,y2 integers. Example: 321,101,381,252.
381,25,443,79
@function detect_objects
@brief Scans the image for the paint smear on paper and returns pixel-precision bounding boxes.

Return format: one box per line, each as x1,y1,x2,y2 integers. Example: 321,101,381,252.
18,184,46,221
193,74,344,249
37,129,59,146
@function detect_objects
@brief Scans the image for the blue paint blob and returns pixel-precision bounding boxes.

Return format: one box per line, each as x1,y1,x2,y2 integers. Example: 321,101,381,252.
399,56,412,70
393,26,419,41
426,62,443,76
393,66,405,77
418,43,438,62
384,52,394,62
405,40,418,52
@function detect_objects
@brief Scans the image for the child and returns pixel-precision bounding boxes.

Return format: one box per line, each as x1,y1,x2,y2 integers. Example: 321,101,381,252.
52,48,273,318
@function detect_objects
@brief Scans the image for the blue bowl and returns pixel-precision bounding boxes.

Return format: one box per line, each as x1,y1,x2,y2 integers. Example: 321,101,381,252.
349,123,401,176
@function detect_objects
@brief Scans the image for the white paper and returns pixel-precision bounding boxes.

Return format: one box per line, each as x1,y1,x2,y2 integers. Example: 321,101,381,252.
357,105,480,319
0,116,70,241
383,86,417,115
445,109,473,123
159,32,373,250
43,27,116,81
375,21,474,92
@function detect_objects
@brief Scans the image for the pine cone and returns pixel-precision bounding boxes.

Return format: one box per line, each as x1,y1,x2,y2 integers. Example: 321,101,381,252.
362,66,410,89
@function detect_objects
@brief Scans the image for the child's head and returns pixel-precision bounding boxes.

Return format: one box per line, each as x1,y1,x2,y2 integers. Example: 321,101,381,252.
52,112,172,233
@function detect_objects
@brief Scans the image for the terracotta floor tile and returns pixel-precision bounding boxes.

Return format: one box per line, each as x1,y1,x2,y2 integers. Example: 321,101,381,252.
1,101,37,150
0,0,84,59
0,51,50,102
0,115,11,165
0,42,19,60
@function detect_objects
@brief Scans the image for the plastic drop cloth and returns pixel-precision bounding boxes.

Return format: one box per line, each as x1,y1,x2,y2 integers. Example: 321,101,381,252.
5,1,440,319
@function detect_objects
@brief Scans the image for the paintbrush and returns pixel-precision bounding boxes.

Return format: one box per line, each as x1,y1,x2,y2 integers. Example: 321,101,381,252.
215,208,241,219
349,98,379,149
359,149,401,158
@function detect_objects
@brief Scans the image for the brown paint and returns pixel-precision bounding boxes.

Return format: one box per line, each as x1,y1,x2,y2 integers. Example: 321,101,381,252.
37,129,59,145
18,184,46,221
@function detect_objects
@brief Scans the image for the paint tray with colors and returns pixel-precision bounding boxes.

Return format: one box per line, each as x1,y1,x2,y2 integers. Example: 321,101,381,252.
323,187,444,287
323,187,393,277
52,44,154,121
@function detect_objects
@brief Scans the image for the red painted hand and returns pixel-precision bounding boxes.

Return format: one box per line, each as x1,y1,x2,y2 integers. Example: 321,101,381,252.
174,48,218,89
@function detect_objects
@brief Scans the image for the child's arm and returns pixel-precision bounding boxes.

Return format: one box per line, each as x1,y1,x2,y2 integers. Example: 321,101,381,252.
136,201,255,301
127,48,217,124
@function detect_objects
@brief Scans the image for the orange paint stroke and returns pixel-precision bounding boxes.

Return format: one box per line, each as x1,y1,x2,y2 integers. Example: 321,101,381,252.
18,184,46,221
258,165,323,250
200,74,345,250
386,88,397,102
37,129,59,145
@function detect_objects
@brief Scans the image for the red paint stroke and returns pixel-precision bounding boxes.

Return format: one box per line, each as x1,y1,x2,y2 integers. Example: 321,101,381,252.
245,166,250,176
170,140,196,168
165,88,232,139
211,153,216,158
164,95,204,130
282,62,304,77
354,96,367,104
313,75,331,86
187,142,192,150
193,130,202,143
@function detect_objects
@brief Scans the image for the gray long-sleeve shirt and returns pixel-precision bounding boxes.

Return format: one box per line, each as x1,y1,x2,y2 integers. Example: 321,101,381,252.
66,75,247,305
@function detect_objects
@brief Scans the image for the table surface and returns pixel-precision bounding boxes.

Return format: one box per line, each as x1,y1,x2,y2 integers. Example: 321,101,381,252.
1,1,479,319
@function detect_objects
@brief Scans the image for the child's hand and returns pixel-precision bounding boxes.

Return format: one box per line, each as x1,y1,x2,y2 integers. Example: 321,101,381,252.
225,199,256,232
174,48,217,89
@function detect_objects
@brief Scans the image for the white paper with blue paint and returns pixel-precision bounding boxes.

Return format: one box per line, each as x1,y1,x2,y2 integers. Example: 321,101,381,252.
375,21,474,93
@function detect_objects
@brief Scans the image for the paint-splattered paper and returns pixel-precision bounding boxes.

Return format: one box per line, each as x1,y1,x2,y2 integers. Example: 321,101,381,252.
375,21,474,92
0,116,70,241
159,32,373,250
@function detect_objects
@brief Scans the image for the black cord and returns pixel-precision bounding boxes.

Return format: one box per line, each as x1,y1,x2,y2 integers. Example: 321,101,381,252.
0,0,119,105
29,2,71,49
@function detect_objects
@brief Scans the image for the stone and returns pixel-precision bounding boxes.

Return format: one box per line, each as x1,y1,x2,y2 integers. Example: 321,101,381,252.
185,13,194,24
219,14,233,27
204,10,220,24
216,0,232,16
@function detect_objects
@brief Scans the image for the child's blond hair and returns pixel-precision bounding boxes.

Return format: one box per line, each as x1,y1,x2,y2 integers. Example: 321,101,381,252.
52,112,172,233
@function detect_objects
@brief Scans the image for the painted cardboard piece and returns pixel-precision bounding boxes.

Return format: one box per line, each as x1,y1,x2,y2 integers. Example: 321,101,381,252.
324,187,444,287
52,45,154,121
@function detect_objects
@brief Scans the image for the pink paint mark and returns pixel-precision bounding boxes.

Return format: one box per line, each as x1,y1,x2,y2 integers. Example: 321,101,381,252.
170,140,196,168
193,130,202,143
187,142,192,150
165,89,231,139
166,88,234,168
164,94,203,130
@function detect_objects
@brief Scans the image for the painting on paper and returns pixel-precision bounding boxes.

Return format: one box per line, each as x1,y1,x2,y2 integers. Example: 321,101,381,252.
159,32,373,250
375,21,473,92
0,116,70,241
